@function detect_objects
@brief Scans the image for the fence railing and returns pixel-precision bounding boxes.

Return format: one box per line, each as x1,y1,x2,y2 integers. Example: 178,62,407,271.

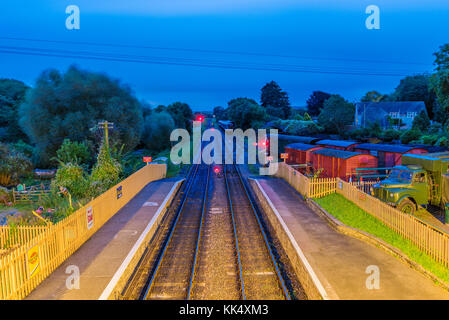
276,162,449,268
13,190,52,203
0,226,48,250
336,179,449,268
0,164,166,300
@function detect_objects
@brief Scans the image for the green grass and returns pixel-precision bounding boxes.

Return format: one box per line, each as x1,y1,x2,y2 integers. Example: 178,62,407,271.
315,193,449,285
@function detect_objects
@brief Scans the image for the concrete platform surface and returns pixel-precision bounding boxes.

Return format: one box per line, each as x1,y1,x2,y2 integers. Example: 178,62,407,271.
256,177,449,300
26,178,181,300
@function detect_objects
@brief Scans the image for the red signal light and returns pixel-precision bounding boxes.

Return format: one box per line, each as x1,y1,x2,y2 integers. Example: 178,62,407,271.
214,167,220,174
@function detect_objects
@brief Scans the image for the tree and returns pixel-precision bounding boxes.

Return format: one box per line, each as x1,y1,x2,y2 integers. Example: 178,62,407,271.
303,112,312,121
431,44,449,125
306,91,331,116
19,66,144,166
412,110,431,132
392,74,436,119
434,43,449,72
154,105,166,113
90,141,123,196
260,81,291,119
142,111,175,152
361,90,386,102
227,98,266,130
318,95,355,134
0,79,29,142
213,106,226,120
166,102,193,131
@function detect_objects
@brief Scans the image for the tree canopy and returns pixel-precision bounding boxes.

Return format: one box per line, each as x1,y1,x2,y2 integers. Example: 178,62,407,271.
227,97,266,130
166,102,193,131
392,74,436,119
19,66,144,166
260,81,291,119
318,95,354,134
431,44,449,125
361,90,387,102
142,111,175,152
306,91,331,116
0,79,29,142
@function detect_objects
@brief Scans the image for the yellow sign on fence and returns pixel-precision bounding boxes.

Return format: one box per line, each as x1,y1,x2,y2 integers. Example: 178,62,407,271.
27,244,40,278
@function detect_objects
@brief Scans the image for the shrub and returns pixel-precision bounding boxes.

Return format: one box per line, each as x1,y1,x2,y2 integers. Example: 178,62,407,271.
0,142,33,186
54,139,91,166
400,129,422,144
421,135,439,145
51,162,89,199
142,112,175,152
90,142,122,196
382,129,401,142
435,136,449,147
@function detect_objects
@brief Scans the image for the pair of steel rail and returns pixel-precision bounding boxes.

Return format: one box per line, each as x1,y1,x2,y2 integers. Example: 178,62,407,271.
141,162,289,300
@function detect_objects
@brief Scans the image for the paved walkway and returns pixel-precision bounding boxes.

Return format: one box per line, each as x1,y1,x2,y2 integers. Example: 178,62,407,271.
26,178,181,300
255,177,449,300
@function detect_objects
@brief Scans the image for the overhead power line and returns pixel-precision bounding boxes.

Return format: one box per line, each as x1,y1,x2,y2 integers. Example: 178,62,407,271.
0,45,420,77
0,36,432,67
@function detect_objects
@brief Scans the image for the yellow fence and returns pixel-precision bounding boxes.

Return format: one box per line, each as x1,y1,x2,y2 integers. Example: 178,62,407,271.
0,164,166,300
336,179,449,267
275,162,336,198
276,163,449,268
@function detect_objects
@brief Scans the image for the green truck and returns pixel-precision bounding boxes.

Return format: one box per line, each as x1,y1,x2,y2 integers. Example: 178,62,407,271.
371,152,449,215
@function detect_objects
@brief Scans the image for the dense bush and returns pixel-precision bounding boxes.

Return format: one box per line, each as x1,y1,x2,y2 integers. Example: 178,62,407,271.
0,143,33,186
54,139,91,166
142,111,175,152
400,129,422,144
421,135,439,145
381,129,401,142
51,162,89,199
90,142,122,196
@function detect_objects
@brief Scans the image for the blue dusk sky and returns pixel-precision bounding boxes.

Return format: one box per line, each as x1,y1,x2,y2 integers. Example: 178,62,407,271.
0,0,448,111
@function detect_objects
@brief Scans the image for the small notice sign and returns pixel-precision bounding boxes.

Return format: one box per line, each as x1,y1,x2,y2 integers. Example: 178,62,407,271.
27,245,40,278
143,157,152,163
86,206,94,230
359,192,366,201
117,186,123,200
280,153,288,159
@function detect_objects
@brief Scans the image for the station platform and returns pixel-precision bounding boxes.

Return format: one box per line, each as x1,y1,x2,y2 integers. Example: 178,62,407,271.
26,178,182,300
253,177,449,300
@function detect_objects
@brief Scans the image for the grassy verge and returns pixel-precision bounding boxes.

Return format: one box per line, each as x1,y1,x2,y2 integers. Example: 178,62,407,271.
315,193,449,285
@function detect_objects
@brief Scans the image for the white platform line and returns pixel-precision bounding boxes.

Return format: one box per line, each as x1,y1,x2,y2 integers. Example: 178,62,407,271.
98,179,184,300
252,178,331,300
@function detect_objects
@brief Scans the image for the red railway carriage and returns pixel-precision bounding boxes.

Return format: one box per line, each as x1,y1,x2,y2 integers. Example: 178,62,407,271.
311,148,378,180
284,143,323,165
315,139,359,151
353,143,428,167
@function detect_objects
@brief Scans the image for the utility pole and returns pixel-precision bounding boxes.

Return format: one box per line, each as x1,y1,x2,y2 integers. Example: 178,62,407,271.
97,121,114,149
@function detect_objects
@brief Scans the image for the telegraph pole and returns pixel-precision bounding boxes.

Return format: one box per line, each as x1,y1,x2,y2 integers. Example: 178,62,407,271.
97,121,114,149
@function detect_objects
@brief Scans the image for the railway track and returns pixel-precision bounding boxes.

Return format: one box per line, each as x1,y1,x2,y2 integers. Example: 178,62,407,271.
223,164,290,300
122,163,293,300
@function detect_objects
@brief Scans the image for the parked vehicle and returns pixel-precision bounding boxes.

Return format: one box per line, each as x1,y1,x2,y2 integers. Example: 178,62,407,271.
371,152,449,214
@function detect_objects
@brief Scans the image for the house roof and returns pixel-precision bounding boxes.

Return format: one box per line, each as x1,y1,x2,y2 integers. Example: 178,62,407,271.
354,143,420,154
316,139,359,148
285,143,320,151
276,134,320,144
312,148,366,159
356,101,427,114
